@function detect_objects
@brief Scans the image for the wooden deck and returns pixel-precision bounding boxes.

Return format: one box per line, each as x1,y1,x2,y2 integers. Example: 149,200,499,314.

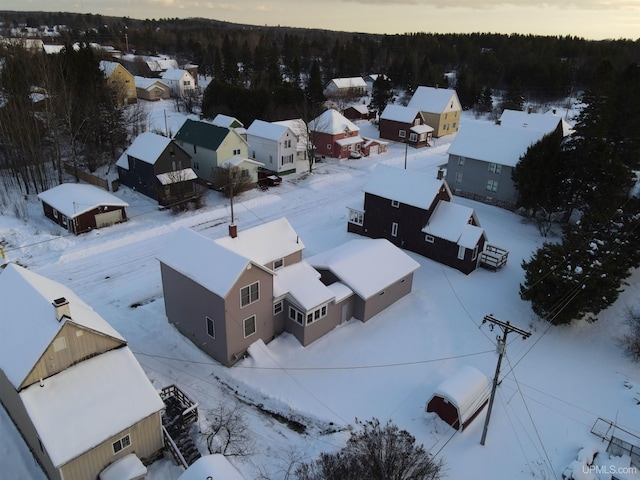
160,385,201,468
479,245,509,271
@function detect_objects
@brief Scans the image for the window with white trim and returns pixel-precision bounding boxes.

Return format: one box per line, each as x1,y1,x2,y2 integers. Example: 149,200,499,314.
457,245,466,260
289,306,305,325
472,245,479,261
349,209,364,226
243,315,256,338
457,157,465,166
206,316,215,338
486,179,499,192
391,222,398,237
391,200,400,208
240,282,259,307
409,132,417,142
233,149,241,155
274,301,283,315
112,434,131,454
455,172,463,183
398,130,406,138
488,162,502,174
425,234,435,243
273,258,284,270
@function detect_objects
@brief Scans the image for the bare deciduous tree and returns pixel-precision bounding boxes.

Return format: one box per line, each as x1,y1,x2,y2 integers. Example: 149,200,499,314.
203,400,255,457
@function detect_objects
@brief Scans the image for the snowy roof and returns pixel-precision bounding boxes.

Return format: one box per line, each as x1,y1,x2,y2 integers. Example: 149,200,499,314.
134,76,169,91
220,157,264,168
363,137,388,148
158,227,266,298
178,455,244,480
346,104,370,114
408,86,459,113
161,68,191,81
364,164,451,210
310,109,359,135
212,114,244,129
215,217,304,268
99,453,147,480
37,183,128,219
20,347,164,468
116,132,172,168
380,104,422,123
156,168,198,185
98,60,122,77
429,365,490,427
411,124,434,134
447,121,546,167
307,238,420,300
327,281,354,303
499,109,571,136
335,135,365,147
0,263,125,389
247,119,293,141
327,77,367,89
273,261,336,311
423,201,486,248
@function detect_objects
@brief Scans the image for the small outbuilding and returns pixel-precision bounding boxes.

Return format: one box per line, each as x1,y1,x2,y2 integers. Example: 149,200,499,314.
178,455,244,480
38,183,129,235
426,365,490,431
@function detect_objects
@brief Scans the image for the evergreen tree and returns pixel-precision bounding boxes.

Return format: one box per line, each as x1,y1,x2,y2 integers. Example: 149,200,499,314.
476,86,493,114
369,75,393,117
306,60,325,107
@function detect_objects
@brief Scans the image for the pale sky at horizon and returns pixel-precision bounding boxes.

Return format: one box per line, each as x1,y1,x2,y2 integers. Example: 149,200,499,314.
4,1,639,41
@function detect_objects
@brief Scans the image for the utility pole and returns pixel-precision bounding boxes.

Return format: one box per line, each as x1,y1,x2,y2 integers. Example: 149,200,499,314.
480,314,531,446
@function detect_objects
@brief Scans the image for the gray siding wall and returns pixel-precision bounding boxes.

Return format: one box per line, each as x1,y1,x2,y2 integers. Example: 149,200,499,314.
283,298,351,346
160,263,229,365
446,154,518,207
361,273,415,322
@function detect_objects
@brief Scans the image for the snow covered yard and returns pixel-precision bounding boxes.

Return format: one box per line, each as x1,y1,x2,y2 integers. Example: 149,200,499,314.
1,109,639,479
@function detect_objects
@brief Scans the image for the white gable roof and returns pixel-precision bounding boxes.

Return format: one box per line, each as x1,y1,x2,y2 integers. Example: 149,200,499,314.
158,227,260,298
310,109,359,135
220,157,264,169
380,104,422,123
408,86,460,113
20,347,164,468
307,238,420,300
134,76,169,91
447,121,545,167
364,164,451,210
430,365,490,427
328,77,367,89
247,119,292,141
156,168,198,185
423,201,486,248
37,183,128,219
273,261,336,311
178,455,244,480
215,217,304,267
116,132,172,168
161,68,192,81
212,114,244,128
98,60,122,77
0,264,125,389
499,109,568,136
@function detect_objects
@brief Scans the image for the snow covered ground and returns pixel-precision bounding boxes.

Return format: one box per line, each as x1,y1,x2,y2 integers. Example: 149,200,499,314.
1,102,639,479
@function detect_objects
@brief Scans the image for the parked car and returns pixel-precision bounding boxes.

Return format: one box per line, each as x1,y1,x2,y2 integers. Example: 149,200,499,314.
349,151,363,159
258,168,282,188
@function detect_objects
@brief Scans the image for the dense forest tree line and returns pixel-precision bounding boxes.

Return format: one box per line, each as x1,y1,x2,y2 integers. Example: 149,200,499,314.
2,11,639,107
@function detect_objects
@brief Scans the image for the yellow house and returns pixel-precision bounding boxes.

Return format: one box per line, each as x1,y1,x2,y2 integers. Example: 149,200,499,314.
408,86,462,137
99,60,137,105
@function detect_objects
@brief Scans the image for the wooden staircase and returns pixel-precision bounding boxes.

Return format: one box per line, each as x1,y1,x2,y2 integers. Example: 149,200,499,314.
160,385,201,468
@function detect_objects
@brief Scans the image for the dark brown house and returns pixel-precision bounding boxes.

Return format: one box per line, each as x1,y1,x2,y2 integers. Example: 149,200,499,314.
379,105,433,148
38,183,129,235
348,164,497,275
116,132,197,206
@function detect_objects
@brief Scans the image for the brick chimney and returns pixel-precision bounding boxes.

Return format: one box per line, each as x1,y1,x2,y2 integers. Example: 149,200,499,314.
229,224,238,238
52,297,71,322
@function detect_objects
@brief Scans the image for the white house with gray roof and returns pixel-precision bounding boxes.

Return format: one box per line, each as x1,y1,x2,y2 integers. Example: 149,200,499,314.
246,119,298,174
